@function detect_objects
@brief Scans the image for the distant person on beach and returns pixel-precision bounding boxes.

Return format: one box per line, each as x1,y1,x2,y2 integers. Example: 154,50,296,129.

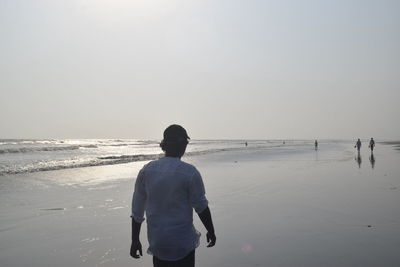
355,139,362,152
130,124,216,267
245,141,248,147
314,140,318,150
369,138,375,152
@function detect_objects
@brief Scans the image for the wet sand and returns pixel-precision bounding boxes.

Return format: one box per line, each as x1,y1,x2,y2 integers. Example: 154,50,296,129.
1,141,399,267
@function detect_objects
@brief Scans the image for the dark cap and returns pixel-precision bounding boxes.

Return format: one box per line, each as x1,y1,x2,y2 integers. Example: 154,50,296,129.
163,124,190,142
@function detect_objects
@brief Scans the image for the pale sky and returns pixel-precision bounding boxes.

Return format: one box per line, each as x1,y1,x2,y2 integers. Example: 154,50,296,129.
1,0,399,140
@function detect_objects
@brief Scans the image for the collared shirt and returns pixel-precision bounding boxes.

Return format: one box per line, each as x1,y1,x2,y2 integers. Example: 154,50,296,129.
131,157,208,261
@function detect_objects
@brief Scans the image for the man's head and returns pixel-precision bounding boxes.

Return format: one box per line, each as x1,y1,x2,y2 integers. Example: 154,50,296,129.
160,124,190,158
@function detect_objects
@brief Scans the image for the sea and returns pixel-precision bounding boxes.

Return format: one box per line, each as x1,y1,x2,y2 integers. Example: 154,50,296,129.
1,138,399,267
0,139,344,176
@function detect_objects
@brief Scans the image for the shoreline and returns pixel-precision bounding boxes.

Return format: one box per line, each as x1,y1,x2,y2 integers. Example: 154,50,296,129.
1,141,399,267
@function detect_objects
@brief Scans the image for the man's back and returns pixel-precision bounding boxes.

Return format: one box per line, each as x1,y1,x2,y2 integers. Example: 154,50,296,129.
130,124,216,266
143,157,206,222
132,157,208,261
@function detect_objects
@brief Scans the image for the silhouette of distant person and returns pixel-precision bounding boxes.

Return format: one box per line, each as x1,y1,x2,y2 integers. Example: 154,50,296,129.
314,140,318,150
355,139,362,152
245,141,248,147
130,125,216,267
369,138,375,153
369,153,376,169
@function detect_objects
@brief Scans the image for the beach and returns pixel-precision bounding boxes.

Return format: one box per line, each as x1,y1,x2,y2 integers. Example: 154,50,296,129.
1,140,400,267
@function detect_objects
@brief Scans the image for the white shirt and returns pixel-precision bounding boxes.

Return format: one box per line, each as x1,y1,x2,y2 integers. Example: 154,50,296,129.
131,157,208,261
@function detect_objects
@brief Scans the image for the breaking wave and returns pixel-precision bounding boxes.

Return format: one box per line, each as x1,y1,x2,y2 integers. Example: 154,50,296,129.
0,146,250,176
0,145,98,154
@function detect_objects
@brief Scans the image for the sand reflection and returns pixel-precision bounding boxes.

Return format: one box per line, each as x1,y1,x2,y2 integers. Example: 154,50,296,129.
355,151,362,168
369,153,376,169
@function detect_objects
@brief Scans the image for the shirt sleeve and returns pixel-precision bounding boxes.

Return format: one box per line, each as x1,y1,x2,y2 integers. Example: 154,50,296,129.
131,168,147,223
189,168,209,214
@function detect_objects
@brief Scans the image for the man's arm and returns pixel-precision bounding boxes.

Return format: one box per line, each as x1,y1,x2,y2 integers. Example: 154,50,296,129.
130,218,143,258
198,206,216,247
130,169,146,259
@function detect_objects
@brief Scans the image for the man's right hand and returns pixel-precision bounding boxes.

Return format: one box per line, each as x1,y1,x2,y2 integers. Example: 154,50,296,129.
130,240,143,258
206,232,216,247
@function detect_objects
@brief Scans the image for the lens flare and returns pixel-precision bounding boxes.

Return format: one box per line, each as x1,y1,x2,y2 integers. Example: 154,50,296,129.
241,244,252,253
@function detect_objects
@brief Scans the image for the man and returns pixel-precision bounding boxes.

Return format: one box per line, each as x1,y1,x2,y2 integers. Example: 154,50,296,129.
355,138,362,152
369,138,375,152
130,124,216,267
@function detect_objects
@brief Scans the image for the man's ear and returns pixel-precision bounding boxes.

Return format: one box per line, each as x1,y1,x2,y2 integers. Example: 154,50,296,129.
160,140,165,151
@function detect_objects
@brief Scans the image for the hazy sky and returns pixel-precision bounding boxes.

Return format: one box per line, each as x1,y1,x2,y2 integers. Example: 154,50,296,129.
1,0,399,140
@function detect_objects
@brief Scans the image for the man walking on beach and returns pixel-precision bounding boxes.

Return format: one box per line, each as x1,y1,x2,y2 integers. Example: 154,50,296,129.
369,138,375,153
130,124,216,267
355,139,362,152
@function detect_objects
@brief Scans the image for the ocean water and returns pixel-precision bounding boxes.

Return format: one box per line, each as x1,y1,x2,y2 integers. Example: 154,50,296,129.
0,139,343,176
1,139,398,267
